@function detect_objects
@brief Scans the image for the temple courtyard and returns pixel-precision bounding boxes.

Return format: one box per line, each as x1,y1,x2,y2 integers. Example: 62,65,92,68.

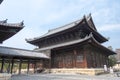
7,72,120,80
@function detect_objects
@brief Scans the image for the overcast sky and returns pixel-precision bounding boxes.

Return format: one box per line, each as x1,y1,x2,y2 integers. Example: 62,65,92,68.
0,0,120,50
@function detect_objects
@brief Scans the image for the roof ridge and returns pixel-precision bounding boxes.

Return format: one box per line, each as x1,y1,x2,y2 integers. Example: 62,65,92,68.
0,20,24,27
90,34,116,55
84,14,97,31
0,46,49,59
0,19,8,23
48,18,83,33
26,15,85,42
0,46,39,53
37,34,92,51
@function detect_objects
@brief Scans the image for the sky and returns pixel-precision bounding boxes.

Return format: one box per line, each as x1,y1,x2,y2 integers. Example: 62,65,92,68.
0,0,120,50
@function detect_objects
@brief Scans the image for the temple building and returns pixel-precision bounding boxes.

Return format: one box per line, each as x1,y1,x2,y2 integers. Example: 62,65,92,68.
26,14,116,75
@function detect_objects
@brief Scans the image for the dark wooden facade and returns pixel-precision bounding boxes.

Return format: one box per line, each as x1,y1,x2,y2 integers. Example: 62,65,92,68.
51,43,110,68
27,14,116,69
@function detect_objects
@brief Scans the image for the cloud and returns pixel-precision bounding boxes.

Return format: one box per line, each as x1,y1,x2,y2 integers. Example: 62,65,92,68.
98,24,120,32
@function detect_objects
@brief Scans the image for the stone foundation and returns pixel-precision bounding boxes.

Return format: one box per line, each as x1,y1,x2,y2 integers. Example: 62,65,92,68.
48,68,104,75
0,73,11,80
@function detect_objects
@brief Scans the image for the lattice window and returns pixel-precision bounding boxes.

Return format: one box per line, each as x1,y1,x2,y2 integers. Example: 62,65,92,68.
77,54,83,62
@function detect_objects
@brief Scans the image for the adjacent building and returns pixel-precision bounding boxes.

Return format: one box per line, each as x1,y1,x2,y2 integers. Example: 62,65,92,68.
116,49,120,63
0,19,23,43
0,1,49,74
113,49,120,70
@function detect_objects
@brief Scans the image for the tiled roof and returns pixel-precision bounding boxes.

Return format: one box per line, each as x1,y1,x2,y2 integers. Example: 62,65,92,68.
26,14,108,44
0,19,24,27
36,33,116,55
0,46,49,59
36,34,91,51
26,16,85,42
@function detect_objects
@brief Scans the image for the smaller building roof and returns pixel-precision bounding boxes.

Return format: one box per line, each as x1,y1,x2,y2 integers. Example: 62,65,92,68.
0,20,24,43
0,0,3,4
0,19,24,28
0,46,49,59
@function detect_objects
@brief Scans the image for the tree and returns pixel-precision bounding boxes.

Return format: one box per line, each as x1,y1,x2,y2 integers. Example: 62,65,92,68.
108,55,117,67
108,46,113,50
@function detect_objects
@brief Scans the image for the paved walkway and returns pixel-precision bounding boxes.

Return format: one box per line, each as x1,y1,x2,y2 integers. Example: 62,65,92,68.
10,73,120,80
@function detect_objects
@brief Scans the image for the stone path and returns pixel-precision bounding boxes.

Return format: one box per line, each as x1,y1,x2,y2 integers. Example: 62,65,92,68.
10,73,120,80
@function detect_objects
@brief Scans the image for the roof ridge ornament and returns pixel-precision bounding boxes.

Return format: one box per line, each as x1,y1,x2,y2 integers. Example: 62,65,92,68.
89,13,91,17
20,20,24,26
4,19,8,23
0,19,8,23
89,32,93,37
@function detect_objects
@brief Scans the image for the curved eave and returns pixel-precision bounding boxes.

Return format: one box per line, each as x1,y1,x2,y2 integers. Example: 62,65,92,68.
0,32,16,43
36,33,116,56
0,20,24,28
84,15,108,43
89,34,116,55
26,16,86,44
0,26,24,43
0,23,24,28
26,14,108,45
0,0,3,4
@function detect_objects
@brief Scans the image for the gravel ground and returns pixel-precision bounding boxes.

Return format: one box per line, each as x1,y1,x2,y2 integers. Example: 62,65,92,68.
9,73,120,80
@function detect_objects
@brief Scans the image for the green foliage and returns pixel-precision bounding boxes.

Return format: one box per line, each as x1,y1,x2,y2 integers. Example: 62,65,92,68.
22,63,27,69
109,55,117,67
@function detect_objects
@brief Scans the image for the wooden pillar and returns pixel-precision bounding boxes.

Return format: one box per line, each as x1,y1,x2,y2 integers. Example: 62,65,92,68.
49,59,51,73
34,61,37,73
0,58,4,73
7,59,11,73
84,50,87,68
11,59,14,74
73,49,77,68
41,60,43,68
18,59,22,74
49,52,51,72
99,54,102,67
27,60,30,74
